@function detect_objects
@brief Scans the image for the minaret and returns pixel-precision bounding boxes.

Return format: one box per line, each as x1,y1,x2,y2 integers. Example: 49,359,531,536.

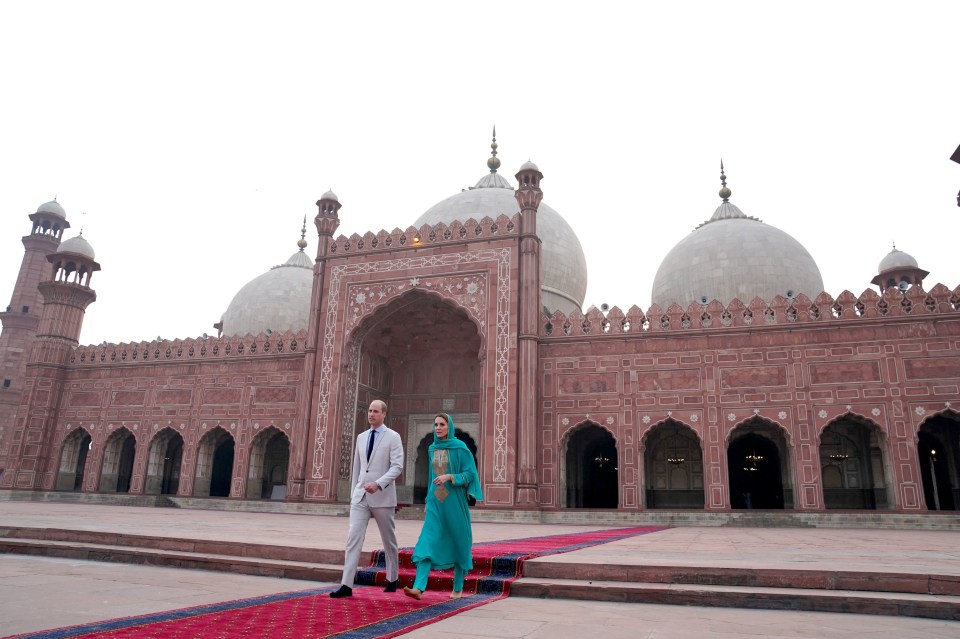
0,200,71,473
514,160,544,506
288,193,340,501
2,233,100,490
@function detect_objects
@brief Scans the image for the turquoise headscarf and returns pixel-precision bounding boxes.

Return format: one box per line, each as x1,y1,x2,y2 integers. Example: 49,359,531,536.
430,413,483,503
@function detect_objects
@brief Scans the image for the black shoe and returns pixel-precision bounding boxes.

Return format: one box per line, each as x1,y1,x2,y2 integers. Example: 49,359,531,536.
329,585,353,598
383,579,399,593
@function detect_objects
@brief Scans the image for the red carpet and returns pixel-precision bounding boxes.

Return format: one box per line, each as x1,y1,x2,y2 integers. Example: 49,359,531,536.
6,526,666,639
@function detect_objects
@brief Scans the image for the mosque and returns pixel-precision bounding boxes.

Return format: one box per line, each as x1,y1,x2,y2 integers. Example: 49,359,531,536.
1,136,958,514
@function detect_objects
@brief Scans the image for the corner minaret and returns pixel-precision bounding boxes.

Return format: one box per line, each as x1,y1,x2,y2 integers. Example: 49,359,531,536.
0,200,71,472
514,160,544,506
3,232,100,490
871,244,928,293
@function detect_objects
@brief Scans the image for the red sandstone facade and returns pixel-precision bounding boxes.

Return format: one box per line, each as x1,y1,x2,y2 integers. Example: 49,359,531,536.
1,174,958,513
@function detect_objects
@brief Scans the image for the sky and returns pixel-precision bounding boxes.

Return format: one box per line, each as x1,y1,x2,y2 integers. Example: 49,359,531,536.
1,1,958,346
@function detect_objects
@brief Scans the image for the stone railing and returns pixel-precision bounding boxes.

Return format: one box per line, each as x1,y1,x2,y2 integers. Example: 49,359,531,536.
543,283,960,338
328,214,520,256
70,330,308,366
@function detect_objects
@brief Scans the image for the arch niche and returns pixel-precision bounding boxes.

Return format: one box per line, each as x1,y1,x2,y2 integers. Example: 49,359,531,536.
562,422,618,509
247,426,290,499
917,411,959,511
819,414,892,510
643,419,704,509
338,290,484,502
727,418,793,509
194,427,235,498
100,427,136,493
56,428,92,491
145,428,184,495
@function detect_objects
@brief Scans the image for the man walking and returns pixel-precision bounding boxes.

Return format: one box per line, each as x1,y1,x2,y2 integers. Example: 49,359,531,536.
330,399,405,597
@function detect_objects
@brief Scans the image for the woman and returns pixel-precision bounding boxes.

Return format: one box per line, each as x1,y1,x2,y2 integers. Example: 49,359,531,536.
403,413,482,600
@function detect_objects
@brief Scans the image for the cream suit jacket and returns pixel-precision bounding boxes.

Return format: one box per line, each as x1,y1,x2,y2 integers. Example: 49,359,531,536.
350,426,404,507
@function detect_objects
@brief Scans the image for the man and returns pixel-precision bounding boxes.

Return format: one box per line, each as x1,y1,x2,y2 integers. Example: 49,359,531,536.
330,399,405,598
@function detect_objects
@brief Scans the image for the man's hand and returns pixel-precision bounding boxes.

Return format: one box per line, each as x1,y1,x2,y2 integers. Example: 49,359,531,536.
363,482,379,494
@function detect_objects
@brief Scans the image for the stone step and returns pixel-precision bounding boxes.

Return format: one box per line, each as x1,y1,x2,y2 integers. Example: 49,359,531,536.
523,561,960,595
0,526,343,563
511,577,960,621
0,537,344,583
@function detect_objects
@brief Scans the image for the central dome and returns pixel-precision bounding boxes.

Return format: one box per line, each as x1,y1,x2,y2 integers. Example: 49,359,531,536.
414,139,587,315
652,171,824,308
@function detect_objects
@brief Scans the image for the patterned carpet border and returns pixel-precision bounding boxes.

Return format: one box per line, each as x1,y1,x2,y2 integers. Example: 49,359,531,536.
5,525,668,639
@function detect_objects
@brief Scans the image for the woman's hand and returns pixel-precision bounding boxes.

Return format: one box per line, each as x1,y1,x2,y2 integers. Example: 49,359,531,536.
432,473,453,486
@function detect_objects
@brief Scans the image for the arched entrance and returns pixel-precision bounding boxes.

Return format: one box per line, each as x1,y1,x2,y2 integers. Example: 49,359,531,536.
100,428,136,493
339,290,484,502
819,415,890,510
56,428,92,491
195,427,235,498
247,427,290,499
145,428,183,495
413,428,478,504
918,413,959,511
643,419,704,508
564,423,618,508
728,419,791,509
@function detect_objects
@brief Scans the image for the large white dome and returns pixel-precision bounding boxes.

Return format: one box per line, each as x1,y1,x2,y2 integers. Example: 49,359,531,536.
415,159,587,315
651,180,823,309
220,249,314,337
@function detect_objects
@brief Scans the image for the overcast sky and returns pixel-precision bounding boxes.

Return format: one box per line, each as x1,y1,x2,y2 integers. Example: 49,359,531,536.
1,2,958,346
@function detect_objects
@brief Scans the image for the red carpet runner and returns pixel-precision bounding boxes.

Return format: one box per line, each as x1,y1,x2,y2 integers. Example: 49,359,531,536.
6,526,666,639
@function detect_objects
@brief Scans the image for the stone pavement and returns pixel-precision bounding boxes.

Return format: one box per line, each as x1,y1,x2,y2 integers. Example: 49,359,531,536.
1,501,959,637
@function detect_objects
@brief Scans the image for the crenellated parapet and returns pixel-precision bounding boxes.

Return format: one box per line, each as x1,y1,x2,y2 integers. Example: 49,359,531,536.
69,329,308,366
542,283,960,338
328,214,520,256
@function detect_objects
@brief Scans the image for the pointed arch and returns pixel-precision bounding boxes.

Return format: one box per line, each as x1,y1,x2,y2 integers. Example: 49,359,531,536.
561,421,618,508
145,427,184,495
917,409,959,511
100,427,136,493
56,427,92,491
246,426,290,499
641,419,705,509
819,413,892,510
195,427,235,497
727,417,793,509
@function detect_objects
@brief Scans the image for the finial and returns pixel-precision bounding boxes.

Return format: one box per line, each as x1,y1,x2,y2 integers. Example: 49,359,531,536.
719,159,731,202
486,125,501,174
79,211,86,236
892,241,897,251
297,216,308,251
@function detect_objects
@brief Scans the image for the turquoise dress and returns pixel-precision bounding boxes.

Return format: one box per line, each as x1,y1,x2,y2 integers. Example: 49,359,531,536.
411,421,483,577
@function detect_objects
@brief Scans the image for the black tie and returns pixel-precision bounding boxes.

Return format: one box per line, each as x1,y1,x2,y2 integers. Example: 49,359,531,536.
366,429,376,461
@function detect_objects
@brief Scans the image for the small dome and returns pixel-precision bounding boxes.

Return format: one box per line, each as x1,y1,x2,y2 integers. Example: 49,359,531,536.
652,181,823,308
37,200,66,219
518,160,540,172
320,190,339,202
220,251,313,337
57,235,96,259
878,246,919,273
415,169,587,315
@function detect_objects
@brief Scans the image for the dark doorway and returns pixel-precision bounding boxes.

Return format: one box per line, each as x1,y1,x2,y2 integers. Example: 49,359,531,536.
566,424,618,508
414,429,478,504
728,433,783,509
919,430,957,511
161,436,183,495
116,435,136,493
210,439,235,497
72,433,92,491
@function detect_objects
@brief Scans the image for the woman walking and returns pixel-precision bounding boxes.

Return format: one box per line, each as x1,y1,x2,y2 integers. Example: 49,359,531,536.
404,413,482,599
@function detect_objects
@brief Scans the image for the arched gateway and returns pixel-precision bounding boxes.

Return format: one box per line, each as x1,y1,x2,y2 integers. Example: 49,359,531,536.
336,291,484,503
